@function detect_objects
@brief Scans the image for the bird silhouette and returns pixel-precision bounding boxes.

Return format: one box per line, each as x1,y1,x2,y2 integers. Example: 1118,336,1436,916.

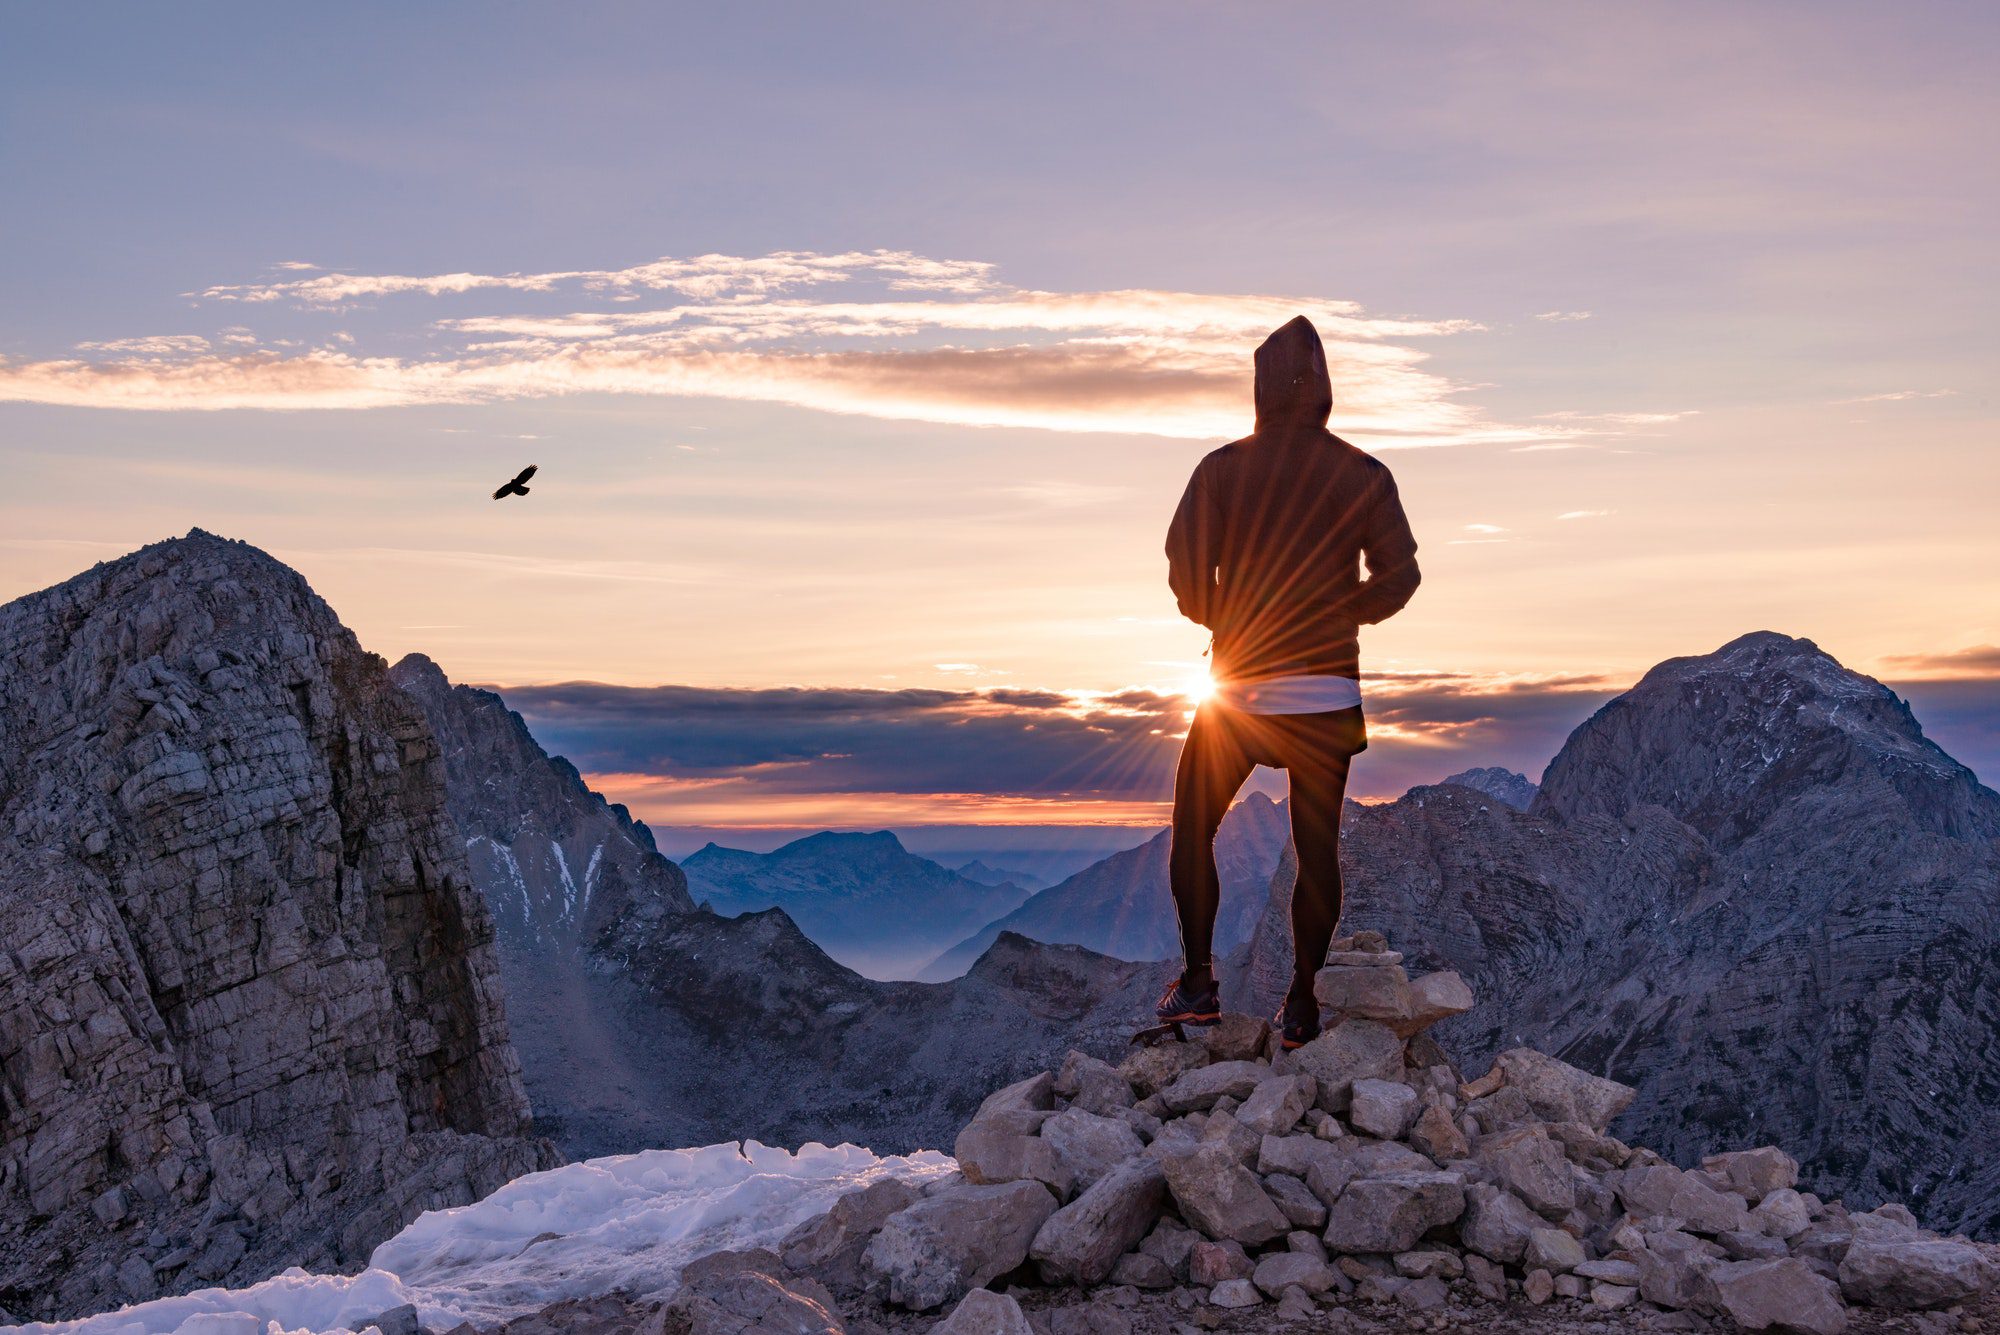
492,464,537,500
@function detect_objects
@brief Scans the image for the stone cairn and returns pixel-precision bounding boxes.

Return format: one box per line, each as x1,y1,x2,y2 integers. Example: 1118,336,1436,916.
666,932,1998,1334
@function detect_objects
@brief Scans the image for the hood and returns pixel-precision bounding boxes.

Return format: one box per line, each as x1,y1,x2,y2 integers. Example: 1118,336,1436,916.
1252,315,1333,435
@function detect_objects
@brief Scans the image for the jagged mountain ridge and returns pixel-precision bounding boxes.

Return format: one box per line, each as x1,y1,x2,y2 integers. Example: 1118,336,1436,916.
916,789,1292,981
388,653,697,1152
954,857,1050,892
1236,631,2000,1236
1438,765,1538,810
683,831,1030,979
0,532,555,1321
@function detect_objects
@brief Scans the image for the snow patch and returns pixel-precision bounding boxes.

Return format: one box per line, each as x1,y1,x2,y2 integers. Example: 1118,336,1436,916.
14,1141,955,1335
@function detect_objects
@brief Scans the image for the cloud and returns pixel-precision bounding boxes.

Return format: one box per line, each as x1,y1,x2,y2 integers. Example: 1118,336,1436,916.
490,670,1623,827
1557,509,1616,520
72,335,212,355
1833,389,1957,404
1534,310,1594,322
0,250,1587,446
1882,644,2000,678
1462,523,1508,534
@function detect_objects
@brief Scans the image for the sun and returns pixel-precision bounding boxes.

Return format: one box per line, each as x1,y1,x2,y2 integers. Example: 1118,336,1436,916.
1184,669,1216,705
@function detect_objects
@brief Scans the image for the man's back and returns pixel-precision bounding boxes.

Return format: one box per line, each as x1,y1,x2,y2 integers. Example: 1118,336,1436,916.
1165,317,1420,683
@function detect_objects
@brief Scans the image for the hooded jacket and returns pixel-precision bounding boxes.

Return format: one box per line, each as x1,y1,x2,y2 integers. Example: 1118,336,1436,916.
1165,315,1420,684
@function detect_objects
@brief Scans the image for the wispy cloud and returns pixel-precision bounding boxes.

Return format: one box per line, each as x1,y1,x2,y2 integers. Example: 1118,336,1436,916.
1533,310,1593,322
1833,389,1957,404
1882,644,2000,678
0,250,1594,446
1557,509,1616,520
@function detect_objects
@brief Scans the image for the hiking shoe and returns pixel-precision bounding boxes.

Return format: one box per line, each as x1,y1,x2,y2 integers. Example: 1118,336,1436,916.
1155,971,1221,1027
1275,992,1322,1049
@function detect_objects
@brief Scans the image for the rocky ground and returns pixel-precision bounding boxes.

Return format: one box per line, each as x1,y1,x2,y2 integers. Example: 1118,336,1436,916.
577,932,1999,1334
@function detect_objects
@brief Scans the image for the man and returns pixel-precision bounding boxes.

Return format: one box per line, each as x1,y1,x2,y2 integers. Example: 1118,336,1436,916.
1158,315,1421,1049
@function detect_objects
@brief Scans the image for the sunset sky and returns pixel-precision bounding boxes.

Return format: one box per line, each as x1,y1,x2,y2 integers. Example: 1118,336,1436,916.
4,4,1995,843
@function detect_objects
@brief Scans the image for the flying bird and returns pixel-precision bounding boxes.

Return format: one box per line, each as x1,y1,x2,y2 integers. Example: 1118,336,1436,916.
492,464,538,500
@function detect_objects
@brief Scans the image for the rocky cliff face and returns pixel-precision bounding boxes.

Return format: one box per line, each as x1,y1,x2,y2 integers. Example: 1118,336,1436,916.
0,532,556,1321
684,831,1030,979
389,653,701,1154
917,791,1292,981
1239,632,2000,1237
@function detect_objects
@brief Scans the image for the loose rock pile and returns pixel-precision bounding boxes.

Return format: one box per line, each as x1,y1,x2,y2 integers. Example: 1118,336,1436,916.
734,931,1998,1334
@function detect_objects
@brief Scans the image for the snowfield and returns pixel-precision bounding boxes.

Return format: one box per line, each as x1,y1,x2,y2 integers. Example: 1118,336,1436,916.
10,1140,956,1335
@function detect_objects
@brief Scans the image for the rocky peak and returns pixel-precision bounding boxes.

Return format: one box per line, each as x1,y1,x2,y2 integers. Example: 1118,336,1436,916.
0,532,556,1319
1435,766,1538,810
1533,630,1998,844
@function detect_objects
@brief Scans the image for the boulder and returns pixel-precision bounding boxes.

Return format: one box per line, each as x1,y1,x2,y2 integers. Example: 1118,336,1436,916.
1315,964,1411,1022
932,1288,1033,1335
1395,971,1475,1037
1118,1040,1208,1099
976,1072,1055,1120
1289,1019,1404,1112
1590,1282,1639,1311
1460,1183,1541,1264
1634,1229,1725,1310
1301,1139,1433,1210
1493,1049,1635,1132
1702,1257,1849,1334
1109,1252,1172,1289
1039,1108,1144,1191
1235,1074,1314,1138
1408,1102,1469,1162
1256,1133,1344,1180
1188,1237,1254,1285
1615,1163,1751,1236
861,1180,1059,1311
781,1178,923,1290
1837,1237,1998,1311
1262,1173,1326,1228
1139,1217,1199,1276
1028,1157,1167,1287
659,1268,846,1335
1156,1060,1269,1115
1158,1143,1289,1246
1321,1172,1466,1254
953,1118,1072,1201
1525,1227,1585,1273
1208,1278,1262,1308
1479,1125,1576,1219
1055,1051,1135,1116
1252,1251,1337,1297
1701,1147,1799,1203
1347,1079,1420,1140
1198,1110,1261,1168
1394,1250,1463,1279
1199,1013,1272,1062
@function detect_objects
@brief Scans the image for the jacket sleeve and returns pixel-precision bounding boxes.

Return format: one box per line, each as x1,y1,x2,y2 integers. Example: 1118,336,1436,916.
1165,465,1221,628
1341,469,1421,625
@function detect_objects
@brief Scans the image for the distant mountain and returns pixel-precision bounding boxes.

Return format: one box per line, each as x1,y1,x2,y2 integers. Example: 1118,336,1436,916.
390,653,697,1153
916,790,1292,981
684,831,1031,979
954,857,1050,892
1436,764,1538,810
0,534,554,1320
1232,631,2000,1236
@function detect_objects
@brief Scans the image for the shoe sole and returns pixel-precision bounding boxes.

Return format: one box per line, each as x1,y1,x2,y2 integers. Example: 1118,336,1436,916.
1279,1033,1319,1050
1157,1008,1221,1026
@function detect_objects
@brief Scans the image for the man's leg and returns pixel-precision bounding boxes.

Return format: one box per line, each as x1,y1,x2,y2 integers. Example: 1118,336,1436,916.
1285,720,1355,1003
1168,706,1257,989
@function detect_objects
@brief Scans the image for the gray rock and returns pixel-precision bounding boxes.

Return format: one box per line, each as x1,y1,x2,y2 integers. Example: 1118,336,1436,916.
1302,1139,1434,1208
1321,1172,1466,1254
932,1288,1032,1335
976,1072,1056,1120
1393,1250,1463,1279
1702,1147,1799,1203
1480,1125,1576,1219
1187,1237,1254,1285
1837,1237,1998,1311
1346,1079,1420,1141
1156,1061,1269,1115
780,1178,923,1291
1261,1173,1326,1229
1158,1143,1289,1246
1207,1277,1262,1308
1056,1051,1136,1117
953,1118,1072,1200
1407,1101,1470,1162
662,1268,847,1334
1234,1074,1313,1138
1703,1257,1849,1334
1029,1157,1167,1287
1118,1040,1209,1099
1288,1020,1404,1112
1108,1251,1172,1289
1198,1013,1272,1063
862,1179,1058,1311
1251,1251,1336,1297
1524,1227,1585,1272
1635,1229,1725,1310
1138,1217,1199,1276
1040,1108,1144,1191
351,1305,421,1335
1719,1228,1790,1260
1615,1163,1751,1236
1460,1183,1541,1264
